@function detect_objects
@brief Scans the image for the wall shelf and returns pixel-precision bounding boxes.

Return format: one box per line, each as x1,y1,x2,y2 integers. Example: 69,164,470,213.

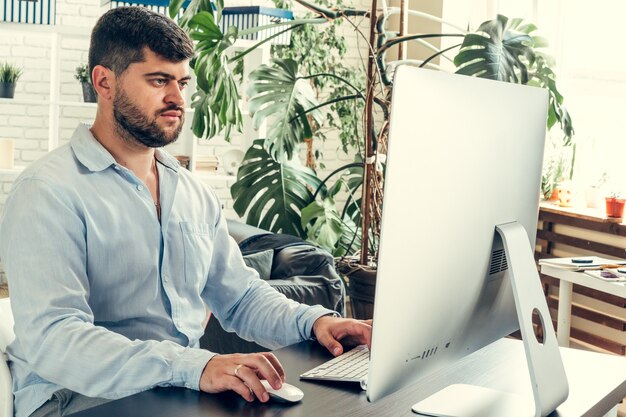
0,98,50,106
57,101,98,108
0,166,25,175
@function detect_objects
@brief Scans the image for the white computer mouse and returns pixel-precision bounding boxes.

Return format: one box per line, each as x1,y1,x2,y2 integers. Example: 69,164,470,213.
260,379,304,403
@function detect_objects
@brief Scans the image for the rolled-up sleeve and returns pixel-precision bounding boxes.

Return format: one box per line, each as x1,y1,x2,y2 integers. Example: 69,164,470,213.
201,194,335,350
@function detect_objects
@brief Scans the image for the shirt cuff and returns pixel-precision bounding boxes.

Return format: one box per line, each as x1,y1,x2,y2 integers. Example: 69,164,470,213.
304,307,341,341
171,347,215,390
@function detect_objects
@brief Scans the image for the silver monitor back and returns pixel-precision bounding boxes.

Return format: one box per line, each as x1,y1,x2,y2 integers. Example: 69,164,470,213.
366,67,549,403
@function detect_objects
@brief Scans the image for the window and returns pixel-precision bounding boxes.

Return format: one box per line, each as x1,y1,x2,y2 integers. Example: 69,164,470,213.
444,0,626,195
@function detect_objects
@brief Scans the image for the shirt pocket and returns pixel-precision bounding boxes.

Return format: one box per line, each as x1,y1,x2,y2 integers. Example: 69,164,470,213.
180,221,213,287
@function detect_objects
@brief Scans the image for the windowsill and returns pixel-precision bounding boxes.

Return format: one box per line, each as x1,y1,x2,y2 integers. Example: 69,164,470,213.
540,201,624,225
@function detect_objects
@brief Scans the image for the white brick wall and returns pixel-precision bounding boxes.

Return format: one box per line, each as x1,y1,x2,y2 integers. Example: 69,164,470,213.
0,0,371,216
0,102,50,164
0,32,51,100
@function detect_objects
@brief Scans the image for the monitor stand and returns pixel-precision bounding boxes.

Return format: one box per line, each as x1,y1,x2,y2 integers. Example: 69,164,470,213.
412,222,569,417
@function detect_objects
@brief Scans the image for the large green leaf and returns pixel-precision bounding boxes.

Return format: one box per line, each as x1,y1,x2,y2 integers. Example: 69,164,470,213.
301,198,344,254
453,15,573,143
231,140,321,237
302,198,361,257
172,0,219,32
303,162,363,256
529,53,574,143
454,15,534,83
247,58,323,161
187,13,243,140
168,0,187,19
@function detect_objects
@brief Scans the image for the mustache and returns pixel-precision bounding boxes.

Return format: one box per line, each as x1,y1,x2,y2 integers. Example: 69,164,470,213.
158,104,185,115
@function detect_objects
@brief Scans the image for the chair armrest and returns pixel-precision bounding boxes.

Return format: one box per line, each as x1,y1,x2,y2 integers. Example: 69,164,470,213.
226,219,271,245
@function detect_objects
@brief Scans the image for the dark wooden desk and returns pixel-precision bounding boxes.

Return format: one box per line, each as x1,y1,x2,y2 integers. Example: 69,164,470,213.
70,338,626,417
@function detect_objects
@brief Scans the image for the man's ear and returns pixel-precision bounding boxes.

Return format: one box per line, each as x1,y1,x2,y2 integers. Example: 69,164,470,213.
91,65,115,101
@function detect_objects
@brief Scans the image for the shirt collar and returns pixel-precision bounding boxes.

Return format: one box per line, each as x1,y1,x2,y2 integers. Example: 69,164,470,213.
70,123,180,173
70,123,116,172
155,148,180,173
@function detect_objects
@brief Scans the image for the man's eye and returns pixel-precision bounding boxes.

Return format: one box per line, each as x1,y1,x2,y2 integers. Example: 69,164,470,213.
153,79,167,86
179,81,189,90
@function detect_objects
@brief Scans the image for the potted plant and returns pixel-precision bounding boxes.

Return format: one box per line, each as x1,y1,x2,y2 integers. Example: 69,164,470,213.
170,1,573,318
605,192,625,219
0,62,23,99
585,172,608,209
541,159,565,202
74,64,97,103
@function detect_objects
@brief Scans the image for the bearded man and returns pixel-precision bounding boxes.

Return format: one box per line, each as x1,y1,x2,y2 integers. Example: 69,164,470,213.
0,7,371,417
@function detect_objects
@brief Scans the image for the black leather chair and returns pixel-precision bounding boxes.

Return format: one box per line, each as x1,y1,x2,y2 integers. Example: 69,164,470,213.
199,220,346,354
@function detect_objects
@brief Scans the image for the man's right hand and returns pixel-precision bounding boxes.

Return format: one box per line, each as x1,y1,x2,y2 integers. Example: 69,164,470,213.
199,352,286,402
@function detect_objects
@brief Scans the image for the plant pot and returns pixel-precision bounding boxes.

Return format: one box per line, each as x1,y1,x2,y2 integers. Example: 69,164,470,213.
556,181,575,207
605,197,626,219
81,82,97,103
0,82,16,99
585,186,604,209
548,188,559,203
337,260,376,320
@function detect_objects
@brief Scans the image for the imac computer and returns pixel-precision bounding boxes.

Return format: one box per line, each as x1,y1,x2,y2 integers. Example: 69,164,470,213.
366,67,569,416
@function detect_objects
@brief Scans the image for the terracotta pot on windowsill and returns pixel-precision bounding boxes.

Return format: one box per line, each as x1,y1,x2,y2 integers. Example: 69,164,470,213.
605,197,625,219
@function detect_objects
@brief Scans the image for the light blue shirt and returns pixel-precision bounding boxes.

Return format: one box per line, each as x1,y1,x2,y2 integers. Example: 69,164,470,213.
0,124,334,417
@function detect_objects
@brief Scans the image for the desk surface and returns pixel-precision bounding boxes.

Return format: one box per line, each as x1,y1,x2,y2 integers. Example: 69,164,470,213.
541,265,626,298
70,338,626,417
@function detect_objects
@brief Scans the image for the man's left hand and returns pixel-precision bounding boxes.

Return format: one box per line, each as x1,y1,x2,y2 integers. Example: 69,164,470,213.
312,316,372,357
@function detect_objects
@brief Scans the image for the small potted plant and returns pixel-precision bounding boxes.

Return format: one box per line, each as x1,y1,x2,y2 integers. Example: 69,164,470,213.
74,64,97,103
0,62,23,99
605,191,625,219
585,172,609,209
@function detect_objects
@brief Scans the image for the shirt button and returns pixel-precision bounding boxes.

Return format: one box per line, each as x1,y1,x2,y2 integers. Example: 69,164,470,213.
114,166,120,171
137,185,144,191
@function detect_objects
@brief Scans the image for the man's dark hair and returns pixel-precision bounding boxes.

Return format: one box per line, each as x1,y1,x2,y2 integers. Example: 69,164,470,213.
88,7,194,81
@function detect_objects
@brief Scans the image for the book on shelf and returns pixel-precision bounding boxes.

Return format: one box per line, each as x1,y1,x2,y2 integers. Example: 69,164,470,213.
195,155,220,172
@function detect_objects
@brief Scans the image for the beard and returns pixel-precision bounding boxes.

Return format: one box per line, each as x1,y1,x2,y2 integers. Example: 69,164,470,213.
113,87,184,148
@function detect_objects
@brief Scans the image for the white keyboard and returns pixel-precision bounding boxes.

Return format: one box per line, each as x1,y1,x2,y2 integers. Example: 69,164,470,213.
300,345,369,384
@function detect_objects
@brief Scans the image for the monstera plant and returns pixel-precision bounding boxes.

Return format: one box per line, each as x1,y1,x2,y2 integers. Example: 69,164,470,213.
170,1,573,259
454,16,573,142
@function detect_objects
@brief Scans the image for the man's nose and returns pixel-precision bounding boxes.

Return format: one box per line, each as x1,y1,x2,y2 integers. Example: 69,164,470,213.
165,82,185,107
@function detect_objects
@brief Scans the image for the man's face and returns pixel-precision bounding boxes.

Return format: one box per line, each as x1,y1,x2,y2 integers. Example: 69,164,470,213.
112,48,191,148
